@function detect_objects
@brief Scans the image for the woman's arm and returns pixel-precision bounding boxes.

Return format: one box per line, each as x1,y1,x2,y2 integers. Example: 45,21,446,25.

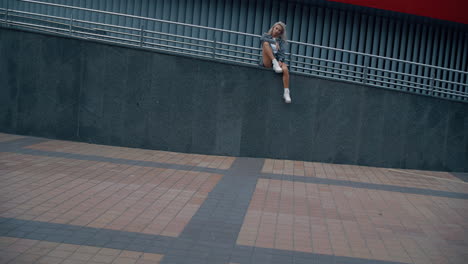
276,40,287,62
260,34,275,45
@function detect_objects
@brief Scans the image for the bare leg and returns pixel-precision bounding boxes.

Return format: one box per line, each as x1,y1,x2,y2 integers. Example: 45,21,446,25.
262,42,275,68
280,63,291,103
281,63,289,89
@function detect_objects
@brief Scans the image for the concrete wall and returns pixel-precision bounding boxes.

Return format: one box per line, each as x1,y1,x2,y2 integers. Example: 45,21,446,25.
1,28,467,172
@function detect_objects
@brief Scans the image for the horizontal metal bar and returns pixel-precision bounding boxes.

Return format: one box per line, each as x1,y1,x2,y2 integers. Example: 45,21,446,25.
73,20,142,32
291,64,467,98
215,47,261,58
85,35,214,60
17,0,467,76
7,13,72,29
9,10,148,34
294,66,368,79
291,57,467,88
370,82,467,98
216,57,257,67
429,84,468,96
366,66,432,81
7,20,70,33
84,34,216,60
9,9,71,22
75,26,140,39
144,35,213,50
291,56,366,70
294,62,363,75
11,10,222,50
217,41,262,51
86,36,142,48
436,78,468,87
18,0,259,37
291,65,353,79
363,72,430,87
6,23,71,39
289,40,468,75
364,73,432,88
8,18,251,63
7,12,139,39
214,53,258,63
10,12,217,49
145,30,214,44
365,68,468,87
292,54,466,86
8,18,468,93
144,41,214,56
15,0,468,80
293,56,372,72
74,29,141,44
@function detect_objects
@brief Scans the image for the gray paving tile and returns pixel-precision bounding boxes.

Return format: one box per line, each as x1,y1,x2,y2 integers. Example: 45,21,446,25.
1,135,463,264
0,139,226,175
5,230,30,238
12,225,38,233
45,234,66,243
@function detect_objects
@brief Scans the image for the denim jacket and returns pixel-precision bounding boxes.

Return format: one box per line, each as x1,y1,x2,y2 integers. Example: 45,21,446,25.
260,33,287,63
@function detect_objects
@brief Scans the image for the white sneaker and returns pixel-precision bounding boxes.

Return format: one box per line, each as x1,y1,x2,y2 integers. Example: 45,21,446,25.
283,90,291,103
272,59,283,73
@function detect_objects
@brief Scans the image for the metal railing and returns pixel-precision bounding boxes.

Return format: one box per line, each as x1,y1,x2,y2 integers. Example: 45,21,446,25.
1,0,467,102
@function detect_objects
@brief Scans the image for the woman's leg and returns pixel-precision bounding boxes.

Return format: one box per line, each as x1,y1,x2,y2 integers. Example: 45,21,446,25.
281,63,291,103
262,42,274,68
262,42,283,73
281,63,289,88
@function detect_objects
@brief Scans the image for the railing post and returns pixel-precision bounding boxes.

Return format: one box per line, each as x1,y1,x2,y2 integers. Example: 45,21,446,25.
140,26,144,47
362,58,370,84
69,13,73,35
5,0,9,27
429,71,435,96
212,35,217,59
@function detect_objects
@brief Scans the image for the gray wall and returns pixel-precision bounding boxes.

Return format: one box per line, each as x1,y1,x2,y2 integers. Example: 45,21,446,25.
4,0,468,101
1,28,467,172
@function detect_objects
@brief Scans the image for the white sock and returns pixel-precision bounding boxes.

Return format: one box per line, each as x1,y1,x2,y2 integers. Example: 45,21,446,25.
284,88,290,94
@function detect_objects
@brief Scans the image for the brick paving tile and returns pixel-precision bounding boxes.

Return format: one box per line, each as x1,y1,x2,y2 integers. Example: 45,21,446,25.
0,237,164,264
36,256,64,264
1,133,468,264
91,254,116,263
26,140,235,170
1,152,222,237
0,134,24,143
262,159,468,193
237,177,468,263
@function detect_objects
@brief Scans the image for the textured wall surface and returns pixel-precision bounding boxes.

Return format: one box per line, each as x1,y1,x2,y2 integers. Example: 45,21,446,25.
4,0,468,103
1,28,467,171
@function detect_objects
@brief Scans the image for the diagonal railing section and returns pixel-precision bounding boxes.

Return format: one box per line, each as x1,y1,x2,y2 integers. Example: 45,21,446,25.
1,0,467,102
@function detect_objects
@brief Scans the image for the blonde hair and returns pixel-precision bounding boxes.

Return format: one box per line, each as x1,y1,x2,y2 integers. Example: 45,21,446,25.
267,21,287,42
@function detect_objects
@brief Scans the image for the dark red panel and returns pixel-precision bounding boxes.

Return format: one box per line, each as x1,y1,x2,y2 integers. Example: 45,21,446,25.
329,0,467,24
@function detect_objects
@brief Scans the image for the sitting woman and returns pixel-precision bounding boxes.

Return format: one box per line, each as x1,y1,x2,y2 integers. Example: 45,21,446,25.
260,21,291,103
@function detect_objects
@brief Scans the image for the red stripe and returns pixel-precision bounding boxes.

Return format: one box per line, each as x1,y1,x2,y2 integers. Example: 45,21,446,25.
328,0,468,24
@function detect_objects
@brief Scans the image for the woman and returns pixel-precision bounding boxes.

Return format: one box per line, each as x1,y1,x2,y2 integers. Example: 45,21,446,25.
260,21,291,103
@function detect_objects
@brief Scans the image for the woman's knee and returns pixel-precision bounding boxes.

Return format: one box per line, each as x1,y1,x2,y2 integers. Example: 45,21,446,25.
262,42,274,56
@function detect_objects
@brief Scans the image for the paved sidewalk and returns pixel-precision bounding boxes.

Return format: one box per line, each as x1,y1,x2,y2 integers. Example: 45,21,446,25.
0,133,467,264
